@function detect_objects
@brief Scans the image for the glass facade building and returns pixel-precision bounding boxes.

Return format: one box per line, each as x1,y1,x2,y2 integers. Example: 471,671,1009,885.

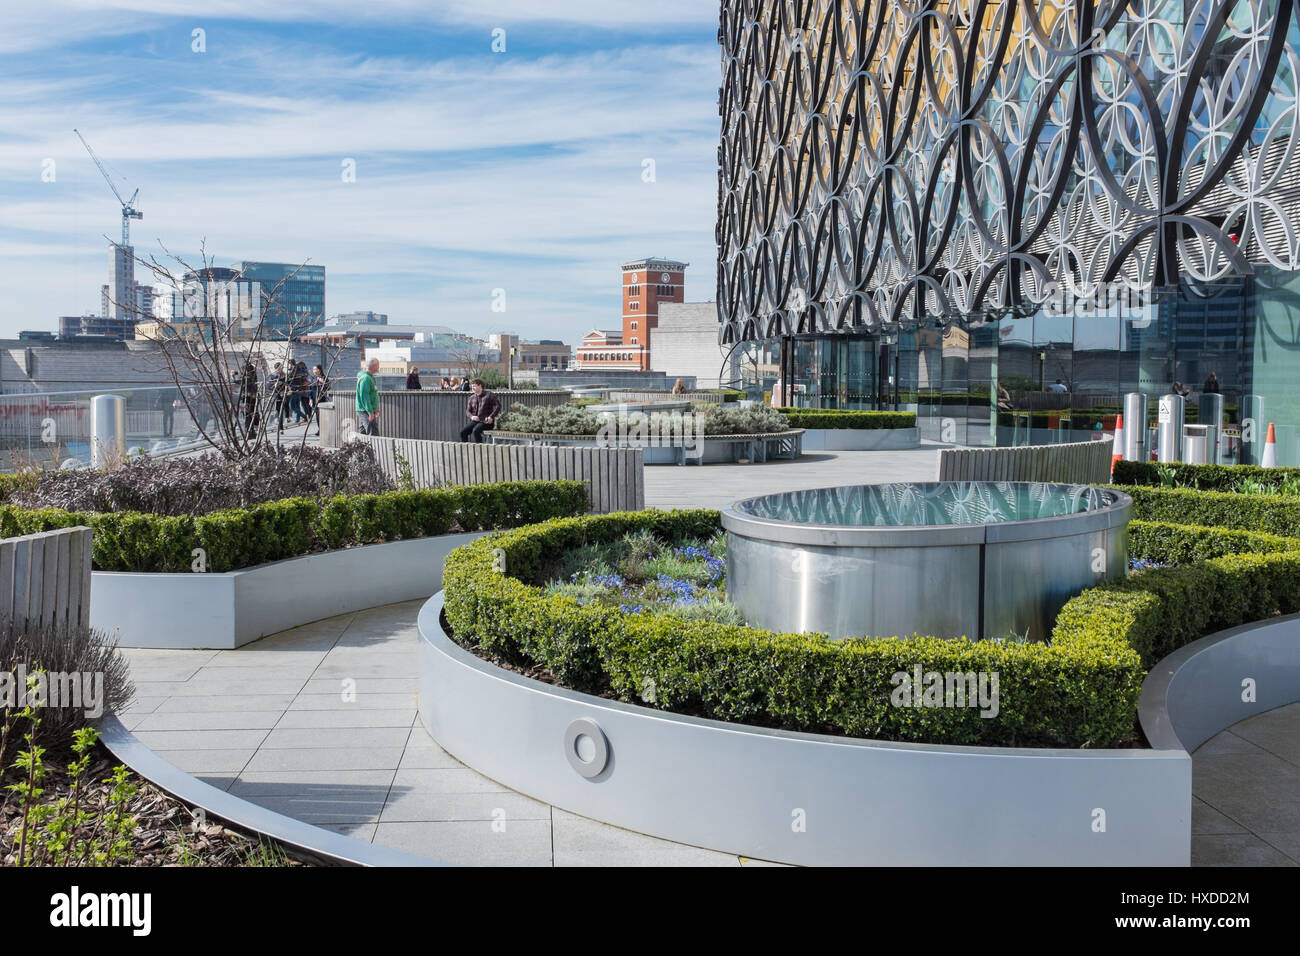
235,261,326,336
716,1,1300,465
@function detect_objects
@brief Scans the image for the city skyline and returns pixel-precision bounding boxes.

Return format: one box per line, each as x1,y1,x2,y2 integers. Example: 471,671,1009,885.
0,1,720,341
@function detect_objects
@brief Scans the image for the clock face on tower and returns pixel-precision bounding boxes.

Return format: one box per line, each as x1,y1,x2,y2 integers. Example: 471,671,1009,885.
661,272,670,282
631,274,638,282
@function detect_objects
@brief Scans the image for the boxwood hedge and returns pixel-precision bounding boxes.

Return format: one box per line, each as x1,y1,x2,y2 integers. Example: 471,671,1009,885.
442,497,1300,748
1113,459,1300,491
1118,484,1300,537
0,480,589,573
442,510,1145,748
777,409,917,430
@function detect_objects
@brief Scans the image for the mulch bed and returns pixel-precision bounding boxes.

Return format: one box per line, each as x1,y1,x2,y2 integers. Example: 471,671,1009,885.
1,743,309,867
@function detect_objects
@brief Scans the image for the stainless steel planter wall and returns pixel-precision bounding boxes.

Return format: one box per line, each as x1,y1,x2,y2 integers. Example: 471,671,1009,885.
722,482,1131,642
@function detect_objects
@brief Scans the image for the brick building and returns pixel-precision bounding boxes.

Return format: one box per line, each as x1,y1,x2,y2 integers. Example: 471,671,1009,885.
620,257,687,370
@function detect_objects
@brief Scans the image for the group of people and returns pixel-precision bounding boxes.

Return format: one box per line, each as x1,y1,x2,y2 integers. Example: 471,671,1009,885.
235,358,330,438
399,369,478,392
356,358,499,442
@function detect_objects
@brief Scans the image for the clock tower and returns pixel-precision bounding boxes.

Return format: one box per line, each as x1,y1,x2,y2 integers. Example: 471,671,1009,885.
621,257,688,370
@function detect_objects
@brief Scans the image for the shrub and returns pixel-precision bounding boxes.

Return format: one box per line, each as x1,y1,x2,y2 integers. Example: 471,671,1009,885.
498,405,602,435
1053,551,1300,667
0,481,589,573
499,404,792,437
1117,484,1300,537
697,405,789,434
779,410,917,429
1112,459,1300,492
0,622,134,757
1128,519,1300,564
442,511,1145,748
5,444,393,516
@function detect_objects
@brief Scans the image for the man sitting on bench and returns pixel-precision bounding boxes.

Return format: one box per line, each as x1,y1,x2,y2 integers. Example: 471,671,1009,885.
460,378,501,443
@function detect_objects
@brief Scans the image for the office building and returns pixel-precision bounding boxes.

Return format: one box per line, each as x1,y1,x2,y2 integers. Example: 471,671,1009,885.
717,0,1300,464
234,261,326,335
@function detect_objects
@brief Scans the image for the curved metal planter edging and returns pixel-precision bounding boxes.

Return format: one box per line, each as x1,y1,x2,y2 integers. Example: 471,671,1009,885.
1139,611,1300,754
91,532,482,650
97,715,441,867
489,429,804,465
799,427,920,451
418,591,1189,867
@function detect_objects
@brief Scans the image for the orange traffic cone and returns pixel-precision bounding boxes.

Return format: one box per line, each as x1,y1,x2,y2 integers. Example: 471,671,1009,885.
1111,413,1125,475
1262,422,1278,468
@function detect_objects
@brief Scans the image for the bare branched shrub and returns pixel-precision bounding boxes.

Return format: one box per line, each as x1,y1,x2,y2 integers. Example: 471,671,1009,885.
0,622,134,766
9,443,393,517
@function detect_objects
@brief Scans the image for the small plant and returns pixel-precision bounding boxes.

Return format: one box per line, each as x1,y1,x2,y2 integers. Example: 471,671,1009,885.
1232,476,1278,496
393,449,416,491
6,678,47,866
1156,465,1179,488
239,836,292,867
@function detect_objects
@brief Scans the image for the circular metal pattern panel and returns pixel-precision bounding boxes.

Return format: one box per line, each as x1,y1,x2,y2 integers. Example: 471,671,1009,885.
716,0,1300,340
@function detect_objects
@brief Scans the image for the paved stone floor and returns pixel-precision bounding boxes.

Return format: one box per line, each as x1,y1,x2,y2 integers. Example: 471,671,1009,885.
1190,702,1300,866
117,601,779,866
641,444,944,510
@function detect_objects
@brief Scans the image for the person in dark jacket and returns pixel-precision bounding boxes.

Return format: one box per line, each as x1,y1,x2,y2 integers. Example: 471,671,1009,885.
239,361,261,438
309,364,329,436
405,369,422,390
267,362,288,430
459,379,501,443
289,361,311,422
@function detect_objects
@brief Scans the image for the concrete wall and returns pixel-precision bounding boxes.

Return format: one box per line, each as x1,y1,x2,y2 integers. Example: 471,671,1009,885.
538,370,694,390
650,302,734,389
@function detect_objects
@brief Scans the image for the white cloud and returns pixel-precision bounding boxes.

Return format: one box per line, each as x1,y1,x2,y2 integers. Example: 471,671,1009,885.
0,11,724,343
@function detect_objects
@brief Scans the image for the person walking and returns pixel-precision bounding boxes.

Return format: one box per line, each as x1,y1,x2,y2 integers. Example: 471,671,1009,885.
459,376,471,392
290,360,310,423
239,361,261,439
405,368,422,390
267,362,288,431
155,388,174,438
459,378,500,443
356,358,381,435
309,364,329,436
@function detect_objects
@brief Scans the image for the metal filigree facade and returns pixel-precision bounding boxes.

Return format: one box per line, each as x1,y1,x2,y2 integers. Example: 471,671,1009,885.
716,0,1300,343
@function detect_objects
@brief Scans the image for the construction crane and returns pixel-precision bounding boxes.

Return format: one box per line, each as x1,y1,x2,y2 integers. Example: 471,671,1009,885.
73,129,142,247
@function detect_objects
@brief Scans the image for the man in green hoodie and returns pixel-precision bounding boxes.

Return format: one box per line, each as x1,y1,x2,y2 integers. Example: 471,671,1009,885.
356,358,380,435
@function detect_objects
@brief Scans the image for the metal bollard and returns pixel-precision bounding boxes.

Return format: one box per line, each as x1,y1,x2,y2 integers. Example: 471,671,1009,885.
1198,392,1224,464
1122,392,1147,461
1157,393,1185,463
90,394,126,469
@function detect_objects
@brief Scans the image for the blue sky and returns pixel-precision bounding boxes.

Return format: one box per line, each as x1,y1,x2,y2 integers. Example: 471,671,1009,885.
0,1,721,341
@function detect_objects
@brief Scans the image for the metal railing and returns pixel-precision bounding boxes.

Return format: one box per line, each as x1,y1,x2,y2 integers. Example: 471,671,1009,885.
0,385,215,472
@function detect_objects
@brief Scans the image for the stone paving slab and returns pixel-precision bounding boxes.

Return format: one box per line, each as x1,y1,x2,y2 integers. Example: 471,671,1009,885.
1191,704,1300,866
641,445,945,510
118,600,771,865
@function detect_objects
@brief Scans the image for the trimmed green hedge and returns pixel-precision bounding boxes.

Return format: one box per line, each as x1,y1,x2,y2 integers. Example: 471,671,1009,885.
777,409,917,430
1119,484,1300,537
1129,519,1300,564
442,510,1144,748
0,481,589,573
1113,459,1300,490
1053,551,1300,669
0,472,38,502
